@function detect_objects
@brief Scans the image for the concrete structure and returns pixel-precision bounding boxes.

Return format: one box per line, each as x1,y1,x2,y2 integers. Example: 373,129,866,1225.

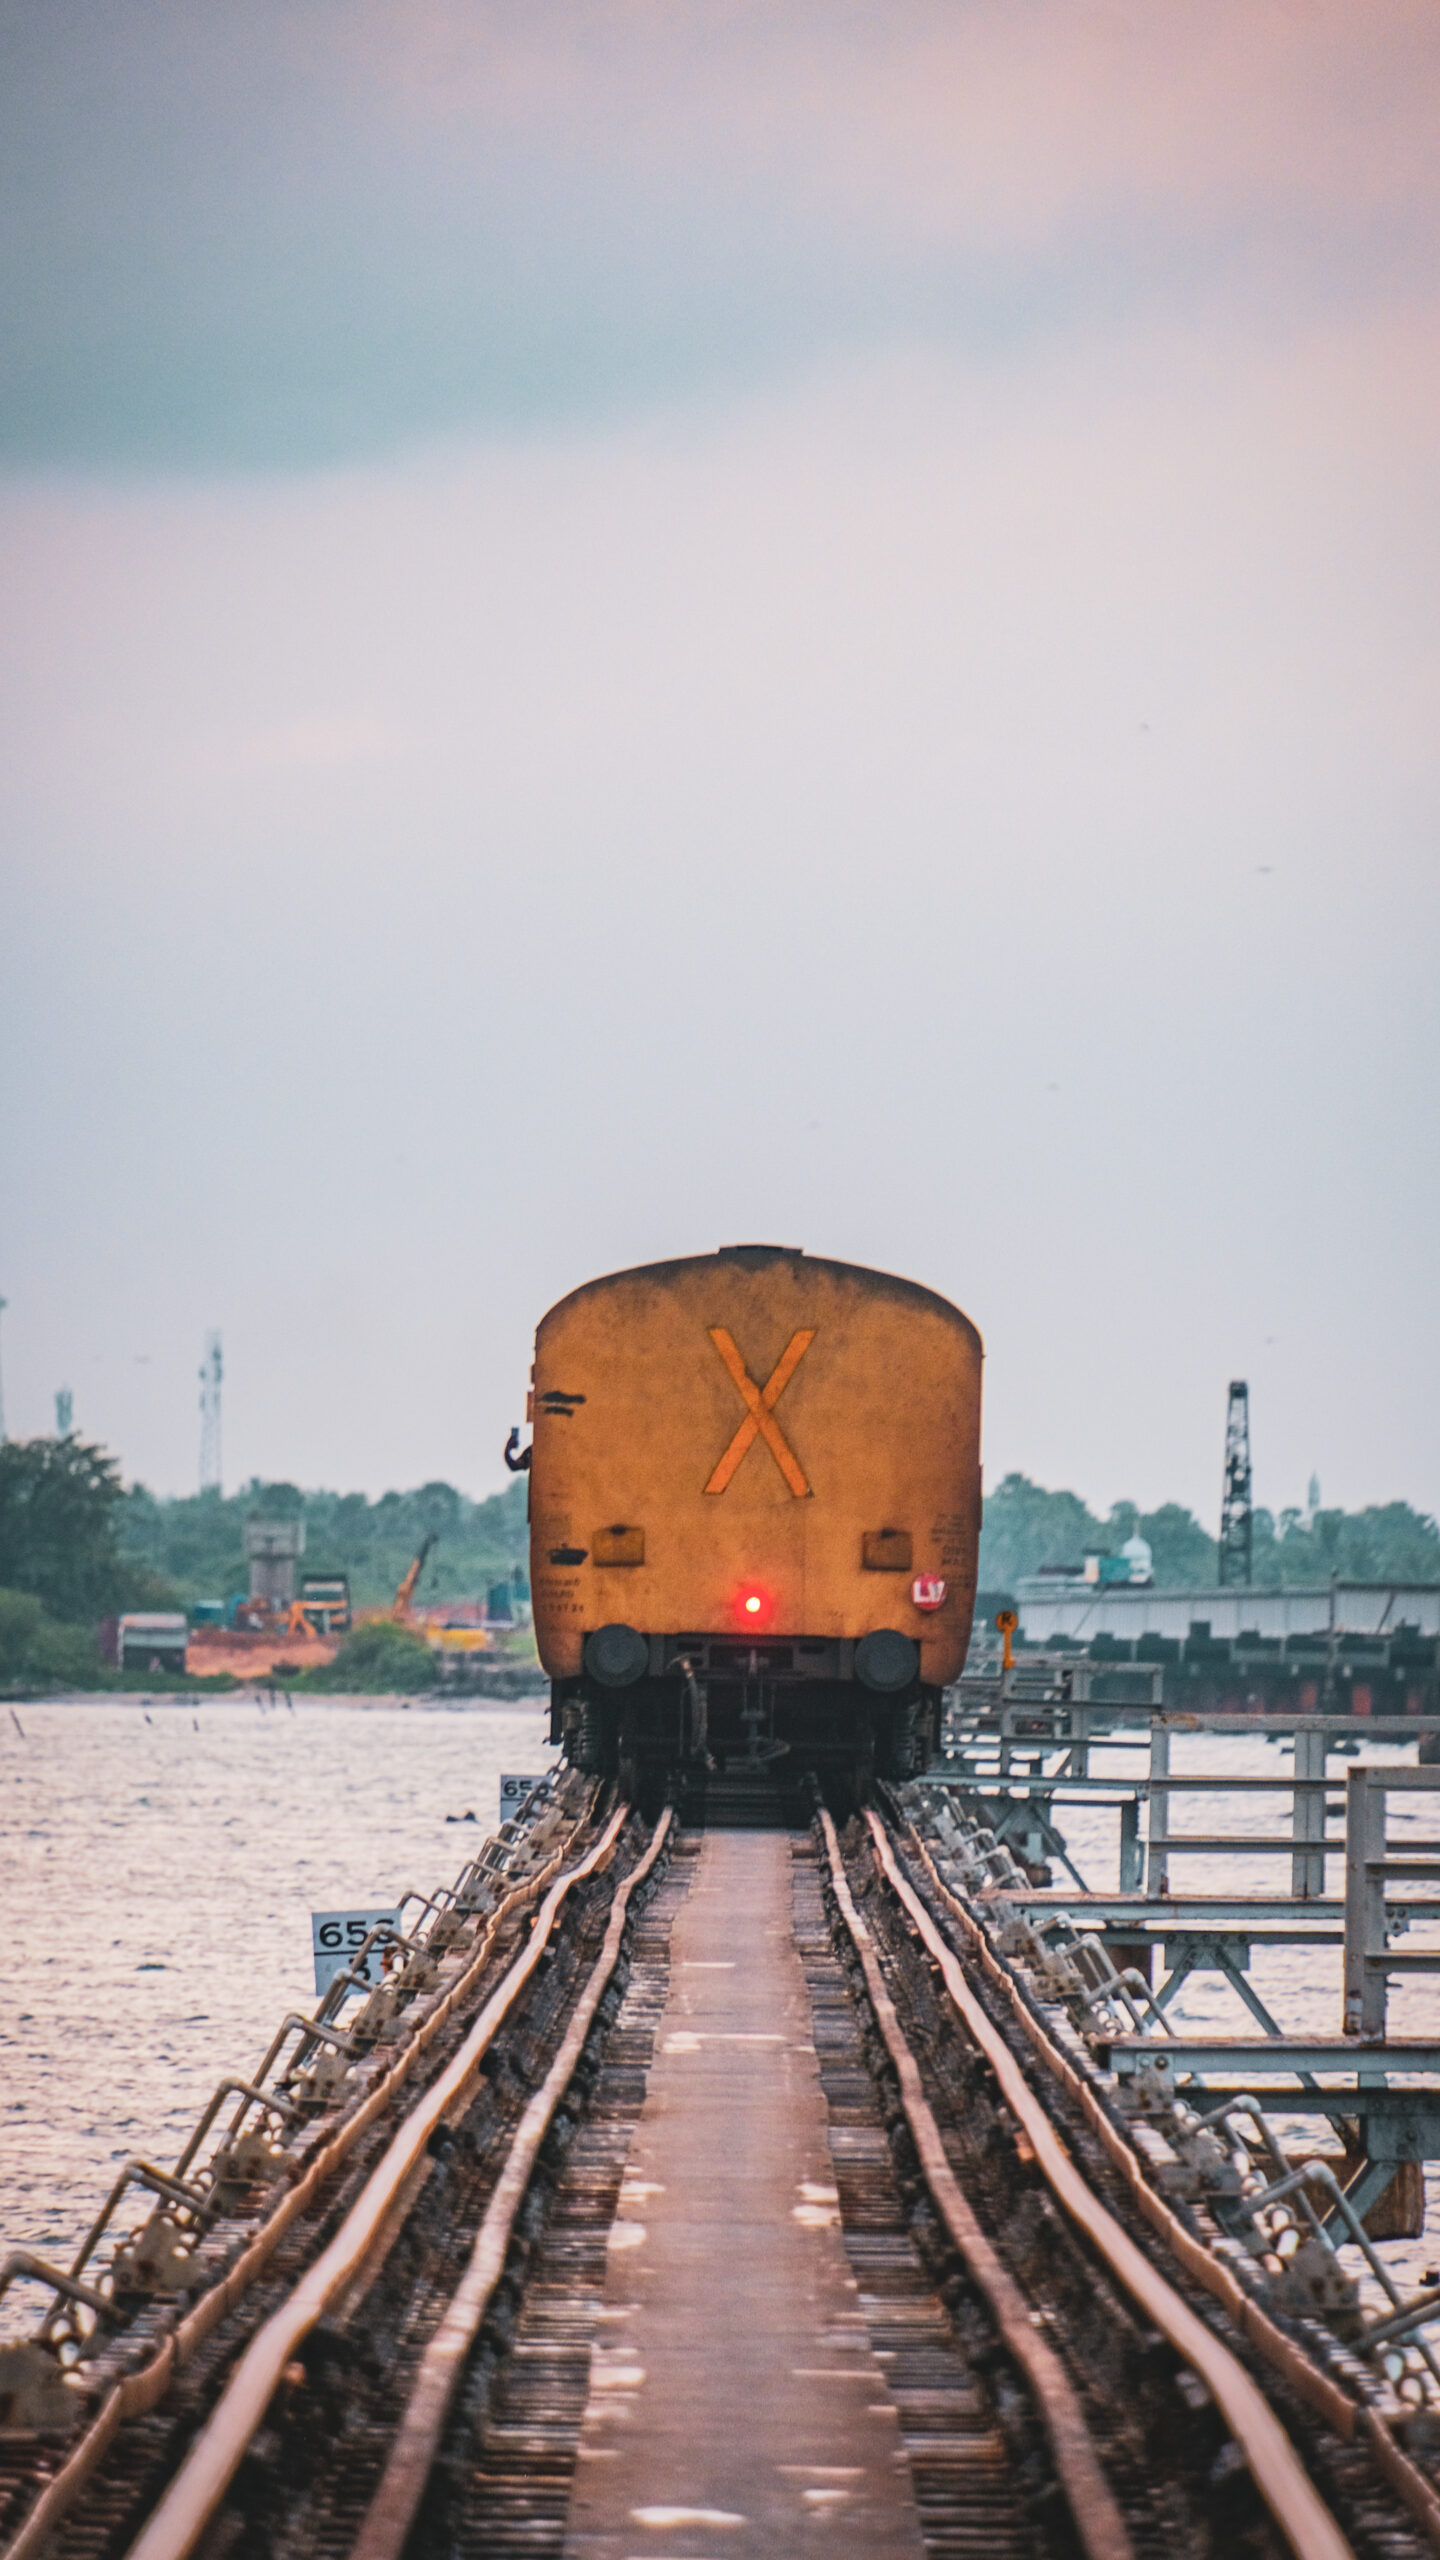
198,1332,222,1494
244,1515,305,1608
1015,1579,1440,1645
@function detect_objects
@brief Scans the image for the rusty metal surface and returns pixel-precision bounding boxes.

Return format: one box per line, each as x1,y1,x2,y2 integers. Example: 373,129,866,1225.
791,1847,1041,2558
563,1830,927,2558
0,1795,597,2560
893,1801,1440,2553
442,1827,1083,2560
530,1250,982,1684
117,1805,633,2560
819,1810,1133,2560
865,1810,1356,2560
15,1785,1433,2560
452,1841,698,2556
854,1807,1365,2560
349,1809,674,2560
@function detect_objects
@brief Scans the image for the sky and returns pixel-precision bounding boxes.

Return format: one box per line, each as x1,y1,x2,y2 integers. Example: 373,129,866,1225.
1,0,1438,1528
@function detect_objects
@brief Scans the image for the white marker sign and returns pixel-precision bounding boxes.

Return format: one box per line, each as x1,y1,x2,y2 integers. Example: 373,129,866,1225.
499,1773,549,1822
311,1908,400,1997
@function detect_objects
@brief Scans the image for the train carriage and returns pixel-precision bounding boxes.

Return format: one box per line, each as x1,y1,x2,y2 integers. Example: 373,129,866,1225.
525,1243,982,1812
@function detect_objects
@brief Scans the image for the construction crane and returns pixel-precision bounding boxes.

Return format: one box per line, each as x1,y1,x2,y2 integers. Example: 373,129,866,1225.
1218,1380,1253,1587
393,1532,437,1621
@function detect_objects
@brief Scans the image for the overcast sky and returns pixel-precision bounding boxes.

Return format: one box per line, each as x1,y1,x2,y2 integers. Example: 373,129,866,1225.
2,0,1438,1527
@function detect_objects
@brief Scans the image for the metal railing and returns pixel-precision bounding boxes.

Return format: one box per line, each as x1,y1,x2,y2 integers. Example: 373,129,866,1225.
1343,1764,1440,2037
902,1776,1440,2415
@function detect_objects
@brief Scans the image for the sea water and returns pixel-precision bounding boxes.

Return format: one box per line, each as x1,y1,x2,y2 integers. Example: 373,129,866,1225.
0,1690,552,2321
1,1705,1435,2333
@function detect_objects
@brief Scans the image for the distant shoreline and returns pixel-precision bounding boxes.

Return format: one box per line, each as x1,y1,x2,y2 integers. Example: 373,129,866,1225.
6,1688,551,1712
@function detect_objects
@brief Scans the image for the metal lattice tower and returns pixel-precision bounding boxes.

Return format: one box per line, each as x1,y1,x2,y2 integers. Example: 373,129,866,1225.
198,1332,223,1494
1218,1378,1253,1587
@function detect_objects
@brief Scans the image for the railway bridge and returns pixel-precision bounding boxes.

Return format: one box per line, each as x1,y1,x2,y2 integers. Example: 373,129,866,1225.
3,1729,1440,2560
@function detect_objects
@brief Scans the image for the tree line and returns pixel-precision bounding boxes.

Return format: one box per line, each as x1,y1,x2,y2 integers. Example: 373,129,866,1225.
0,1437,529,1689
117,1474,530,1611
2,1434,1437,1691
978,1472,1440,1595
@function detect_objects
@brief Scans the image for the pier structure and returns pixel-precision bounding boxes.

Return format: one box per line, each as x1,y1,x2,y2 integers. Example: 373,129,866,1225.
1,1735,1439,2560
1002,1583,1440,1720
931,1668,1440,2342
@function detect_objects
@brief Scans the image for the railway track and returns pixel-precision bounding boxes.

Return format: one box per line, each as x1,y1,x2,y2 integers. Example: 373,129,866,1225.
5,1796,1435,2560
847,1798,1440,2558
0,1791,663,2560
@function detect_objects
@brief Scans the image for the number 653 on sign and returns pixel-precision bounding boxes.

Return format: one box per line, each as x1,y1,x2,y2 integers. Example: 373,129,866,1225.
310,1908,399,1997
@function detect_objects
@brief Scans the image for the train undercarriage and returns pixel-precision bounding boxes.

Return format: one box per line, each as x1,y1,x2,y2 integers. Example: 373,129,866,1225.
549,1629,939,1820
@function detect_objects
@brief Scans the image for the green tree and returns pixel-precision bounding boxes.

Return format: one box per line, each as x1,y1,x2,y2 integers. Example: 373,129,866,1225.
119,1482,241,1600
0,1588,99,1690
980,1475,1218,1588
413,1481,462,1539
978,1474,1106,1588
304,1618,435,1692
116,1475,529,1612
1253,1499,1440,1588
1336,1502,1440,1582
1135,1502,1216,1585
0,1437,159,1622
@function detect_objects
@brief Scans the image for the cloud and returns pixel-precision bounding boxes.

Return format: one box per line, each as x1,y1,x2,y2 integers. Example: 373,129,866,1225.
3,3,1439,1518
2,0,1438,471
2,318,1438,1503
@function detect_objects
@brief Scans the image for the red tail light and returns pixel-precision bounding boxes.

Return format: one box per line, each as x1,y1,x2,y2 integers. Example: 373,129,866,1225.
733,1582,774,1630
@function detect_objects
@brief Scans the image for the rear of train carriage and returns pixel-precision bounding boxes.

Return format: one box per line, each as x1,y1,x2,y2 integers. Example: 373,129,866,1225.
525,1245,982,1810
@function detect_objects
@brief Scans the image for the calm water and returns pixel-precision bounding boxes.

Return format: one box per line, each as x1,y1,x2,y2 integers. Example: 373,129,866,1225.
1,1707,1434,2332
0,1691,553,2315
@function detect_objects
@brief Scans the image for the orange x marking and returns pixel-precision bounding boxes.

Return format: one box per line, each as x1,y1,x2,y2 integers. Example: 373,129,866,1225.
703,1327,815,1498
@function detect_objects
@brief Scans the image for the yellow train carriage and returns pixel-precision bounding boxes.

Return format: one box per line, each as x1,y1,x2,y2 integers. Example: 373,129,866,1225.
526,1244,982,1808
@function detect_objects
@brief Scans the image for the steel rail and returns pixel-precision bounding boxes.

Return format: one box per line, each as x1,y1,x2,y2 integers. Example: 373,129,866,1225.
862,1808,1355,2560
349,1806,674,2560
116,1801,634,2560
895,1809,1440,2555
1,1803,599,2560
817,1807,1134,2560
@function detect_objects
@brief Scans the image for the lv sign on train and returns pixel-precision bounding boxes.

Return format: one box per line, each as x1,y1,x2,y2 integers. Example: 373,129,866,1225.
522,1245,983,1811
